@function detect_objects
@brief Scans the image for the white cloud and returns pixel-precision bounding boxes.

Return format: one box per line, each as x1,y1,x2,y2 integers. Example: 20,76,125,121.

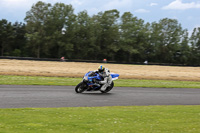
162,0,200,10
102,0,132,11
188,24,200,36
194,24,200,29
150,3,158,6
70,0,83,6
0,0,40,11
187,16,193,21
135,9,150,13
87,8,100,15
0,0,36,7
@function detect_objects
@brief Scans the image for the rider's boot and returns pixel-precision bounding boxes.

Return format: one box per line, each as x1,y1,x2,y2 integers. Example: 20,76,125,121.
100,83,108,92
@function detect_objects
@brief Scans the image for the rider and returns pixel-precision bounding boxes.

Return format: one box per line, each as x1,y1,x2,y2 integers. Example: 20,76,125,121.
95,65,112,92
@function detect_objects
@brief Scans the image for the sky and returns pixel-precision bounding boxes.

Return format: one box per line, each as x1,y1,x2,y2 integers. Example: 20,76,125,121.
0,0,200,34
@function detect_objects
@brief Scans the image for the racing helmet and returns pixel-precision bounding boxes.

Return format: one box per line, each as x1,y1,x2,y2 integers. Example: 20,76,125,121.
98,65,105,73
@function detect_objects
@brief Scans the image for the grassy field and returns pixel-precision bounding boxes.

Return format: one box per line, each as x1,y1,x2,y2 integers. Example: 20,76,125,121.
1,75,200,88
0,106,200,133
0,59,200,133
1,59,200,81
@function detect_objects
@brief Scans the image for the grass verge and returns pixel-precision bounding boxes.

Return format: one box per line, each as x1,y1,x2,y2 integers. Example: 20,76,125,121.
0,75,200,132
0,106,200,133
0,75,200,88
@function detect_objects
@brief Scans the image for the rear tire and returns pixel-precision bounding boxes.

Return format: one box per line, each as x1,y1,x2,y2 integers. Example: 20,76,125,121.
75,82,87,93
101,81,114,93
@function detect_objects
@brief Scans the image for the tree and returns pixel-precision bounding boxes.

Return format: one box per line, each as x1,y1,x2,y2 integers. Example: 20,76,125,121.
72,11,91,59
142,22,154,62
118,12,145,63
24,1,51,58
177,29,190,65
11,22,26,56
0,1,194,65
0,19,14,56
98,9,120,61
45,3,75,58
189,27,200,65
150,18,183,63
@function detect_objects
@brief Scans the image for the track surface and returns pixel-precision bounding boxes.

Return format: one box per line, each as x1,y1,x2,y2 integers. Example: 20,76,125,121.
0,85,200,108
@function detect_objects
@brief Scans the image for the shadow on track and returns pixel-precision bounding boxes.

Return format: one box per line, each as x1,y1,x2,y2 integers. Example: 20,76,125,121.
77,92,114,96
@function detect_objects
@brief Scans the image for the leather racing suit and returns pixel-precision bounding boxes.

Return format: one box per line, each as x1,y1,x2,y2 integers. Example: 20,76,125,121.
98,68,112,91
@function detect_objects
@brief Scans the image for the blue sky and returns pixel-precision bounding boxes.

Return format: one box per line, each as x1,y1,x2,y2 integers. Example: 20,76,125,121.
0,0,200,34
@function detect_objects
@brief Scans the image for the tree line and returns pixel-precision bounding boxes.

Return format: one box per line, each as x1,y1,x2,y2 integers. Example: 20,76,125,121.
0,1,200,65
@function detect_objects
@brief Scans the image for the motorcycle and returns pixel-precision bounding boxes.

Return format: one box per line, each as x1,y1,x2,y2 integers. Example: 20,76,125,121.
75,71,119,93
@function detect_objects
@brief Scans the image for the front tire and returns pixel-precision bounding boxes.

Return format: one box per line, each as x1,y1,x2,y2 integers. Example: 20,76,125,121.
101,81,114,93
75,82,87,93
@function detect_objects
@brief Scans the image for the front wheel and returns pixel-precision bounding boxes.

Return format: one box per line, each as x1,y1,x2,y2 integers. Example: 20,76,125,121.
75,82,87,93
101,81,114,93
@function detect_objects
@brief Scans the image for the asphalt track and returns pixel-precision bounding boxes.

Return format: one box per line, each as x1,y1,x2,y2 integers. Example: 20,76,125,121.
0,85,200,108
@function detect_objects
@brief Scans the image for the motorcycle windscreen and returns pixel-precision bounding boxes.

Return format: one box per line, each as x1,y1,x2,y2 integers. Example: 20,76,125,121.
110,73,119,80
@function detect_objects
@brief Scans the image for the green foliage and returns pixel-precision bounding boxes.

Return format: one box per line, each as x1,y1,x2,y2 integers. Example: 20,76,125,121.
0,75,200,88
189,27,200,65
119,12,145,62
0,75,81,86
0,19,14,56
25,1,52,58
0,106,200,132
149,18,184,63
1,1,200,65
11,49,21,56
115,79,200,88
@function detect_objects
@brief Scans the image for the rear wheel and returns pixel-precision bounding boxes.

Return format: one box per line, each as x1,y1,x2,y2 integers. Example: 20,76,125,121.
101,81,114,93
75,82,87,93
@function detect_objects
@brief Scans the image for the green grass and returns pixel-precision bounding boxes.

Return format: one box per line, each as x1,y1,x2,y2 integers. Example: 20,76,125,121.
116,79,200,88
0,106,200,133
0,75,200,88
0,75,80,86
0,75,200,132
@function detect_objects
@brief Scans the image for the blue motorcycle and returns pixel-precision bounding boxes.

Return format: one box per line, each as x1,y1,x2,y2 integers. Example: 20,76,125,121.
75,71,119,93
